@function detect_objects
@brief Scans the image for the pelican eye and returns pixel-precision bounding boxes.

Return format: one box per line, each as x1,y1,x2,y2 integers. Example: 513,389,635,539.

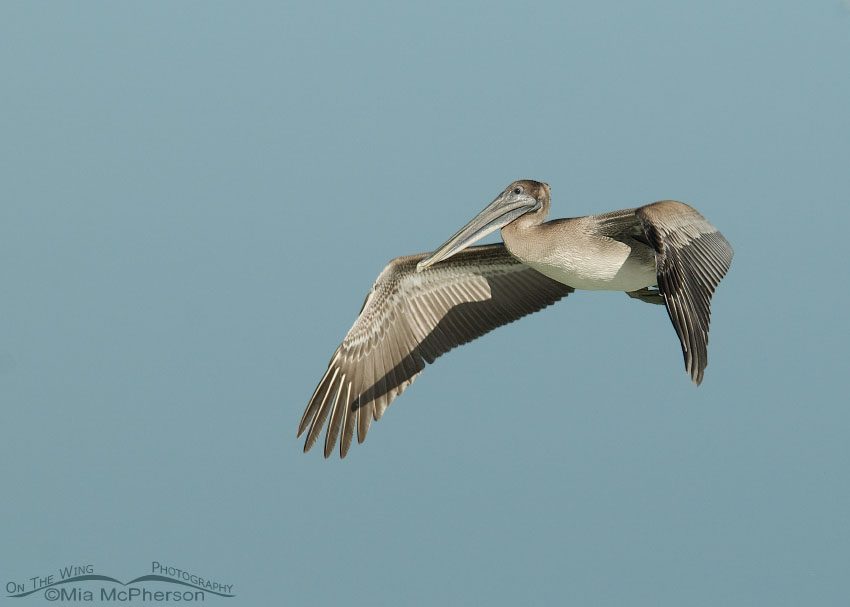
512,186,523,195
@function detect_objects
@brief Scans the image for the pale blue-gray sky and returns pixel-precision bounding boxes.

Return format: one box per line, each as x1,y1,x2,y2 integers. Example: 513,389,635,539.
2,2,849,605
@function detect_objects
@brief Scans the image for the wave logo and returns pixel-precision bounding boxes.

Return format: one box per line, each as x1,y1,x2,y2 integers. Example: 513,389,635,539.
6,562,235,601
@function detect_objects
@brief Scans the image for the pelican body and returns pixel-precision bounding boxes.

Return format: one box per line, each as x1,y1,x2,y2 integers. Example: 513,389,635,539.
300,180,734,458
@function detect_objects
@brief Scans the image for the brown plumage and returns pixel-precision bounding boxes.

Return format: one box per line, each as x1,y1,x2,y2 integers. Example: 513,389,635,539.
635,201,734,385
298,245,574,457
299,180,733,457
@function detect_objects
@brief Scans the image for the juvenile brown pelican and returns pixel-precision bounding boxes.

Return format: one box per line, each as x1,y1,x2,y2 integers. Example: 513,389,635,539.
299,180,733,458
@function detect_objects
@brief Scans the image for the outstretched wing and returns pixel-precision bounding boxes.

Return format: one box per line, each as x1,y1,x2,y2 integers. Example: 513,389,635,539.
635,201,734,385
299,243,574,458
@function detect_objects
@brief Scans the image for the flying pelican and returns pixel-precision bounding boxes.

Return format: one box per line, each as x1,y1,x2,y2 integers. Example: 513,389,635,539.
299,180,733,458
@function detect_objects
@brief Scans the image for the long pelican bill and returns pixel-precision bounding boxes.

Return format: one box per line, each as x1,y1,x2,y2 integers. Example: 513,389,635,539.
416,184,541,272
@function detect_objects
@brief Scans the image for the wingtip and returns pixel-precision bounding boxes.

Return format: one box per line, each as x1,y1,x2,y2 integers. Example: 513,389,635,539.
687,359,706,386
296,416,310,438
693,369,705,386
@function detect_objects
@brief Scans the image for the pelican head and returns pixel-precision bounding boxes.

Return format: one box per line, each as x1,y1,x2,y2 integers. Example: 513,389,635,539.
416,180,550,272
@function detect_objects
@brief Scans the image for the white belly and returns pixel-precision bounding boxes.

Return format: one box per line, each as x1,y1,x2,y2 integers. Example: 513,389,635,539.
519,239,658,292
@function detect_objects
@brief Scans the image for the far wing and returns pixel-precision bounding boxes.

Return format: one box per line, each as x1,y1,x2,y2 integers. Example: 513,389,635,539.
635,201,734,385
